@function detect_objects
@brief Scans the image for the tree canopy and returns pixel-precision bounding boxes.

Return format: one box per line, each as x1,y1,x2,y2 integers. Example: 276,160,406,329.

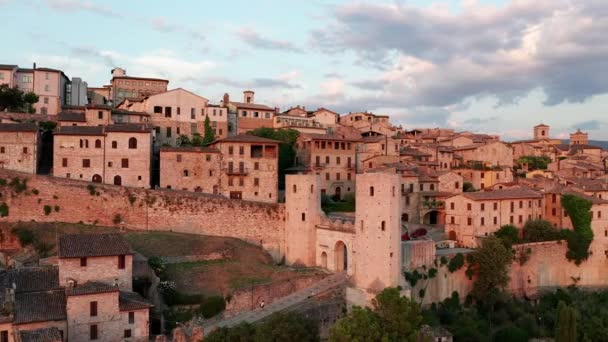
561,194,593,264
203,115,215,145
0,84,39,113
470,236,512,301
330,287,422,342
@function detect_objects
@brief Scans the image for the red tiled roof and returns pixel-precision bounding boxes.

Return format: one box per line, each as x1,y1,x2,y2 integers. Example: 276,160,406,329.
14,290,66,324
230,101,274,111
301,133,361,142
57,111,86,122
119,291,154,311
54,126,104,136
461,188,542,201
58,233,133,258
67,281,118,296
160,146,220,153
19,327,63,342
0,123,38,132
215,134,281,144
104,123,153,133
112,75,169,82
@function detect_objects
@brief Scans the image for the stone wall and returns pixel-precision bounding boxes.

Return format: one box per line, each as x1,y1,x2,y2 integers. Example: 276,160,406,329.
223,274,327,316
0,169,286,259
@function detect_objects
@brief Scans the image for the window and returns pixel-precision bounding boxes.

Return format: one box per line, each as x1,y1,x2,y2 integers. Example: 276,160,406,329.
1,331,8,342
239,146,244,155
450,216,455,224
98,111,103,119
80,257,87,267
122,158,129,168
336,157,341,165
165,106,172,118
44,97,49,104
95,139,101,148
519,215,523,223
183,170,189,177
228,146,234,155
191,108,195,119
254,178,259,186
118,255,125,269
381,221,386,231
494,217,498,225
176,127,180,135
406,196,410,206
124,330,132,338
129,311,135,324
467,203,472,211
450,202,454,210
325,173,330,180
254,162,259,170
228,177,234,186
176,154,182,162
302,213,306,221
90,324,98,340
44,84,50,92
494,202,498,210
552,208,557,216
90,301,98,316
519,201,523,209
128,137,137,149
467,217,472,225
62,158,67,167
481,217,485,226
419,184,424,191
112,141,117,149
370,186,374,196
177,107,181,115
239,177,244,186
481,203,485,211
166,127,172,138
154,106,162,114
0,147,3,154
455,182,459,189
325,156,330,164
83,159,90,168
336,173,341,181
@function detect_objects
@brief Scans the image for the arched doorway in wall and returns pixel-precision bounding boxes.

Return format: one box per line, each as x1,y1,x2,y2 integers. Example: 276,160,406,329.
334,241,348,272
423,210,439,225
320,252,328,269
333,187,342,201
114,175,122,186
92,174,102,183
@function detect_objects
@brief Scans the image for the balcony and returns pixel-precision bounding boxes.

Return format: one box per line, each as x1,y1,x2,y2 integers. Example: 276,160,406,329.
225,167,249,175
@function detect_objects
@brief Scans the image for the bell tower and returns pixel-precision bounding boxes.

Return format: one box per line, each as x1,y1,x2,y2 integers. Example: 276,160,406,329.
285,174,321,266
533,123,550,140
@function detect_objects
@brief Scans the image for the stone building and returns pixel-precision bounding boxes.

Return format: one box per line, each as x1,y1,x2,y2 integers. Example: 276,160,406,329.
0,123,40,174
444,188,544,247
207,134,280,203
0,233,151,342
222,91,276,134
452,141,514,168
296,134,359,200
159,146,221,193
453,167,513,190
118,88,225,147
570,129,589,146
110,67,168,105
53,124,152,188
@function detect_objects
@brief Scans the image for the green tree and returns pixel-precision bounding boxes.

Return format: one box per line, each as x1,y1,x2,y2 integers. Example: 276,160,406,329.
176,134,191,146
470,236,512,301
523,219,561,242
203,115,215,145
205,322,255,342
373,287,423,341
329,306,383,342
191,133,203,146
555,301,577,342
0,84,26,111
248,127,299,190
561,194,593,264
254,311,319,342
23,91,39,113
463,182,476,192
495,224,519,248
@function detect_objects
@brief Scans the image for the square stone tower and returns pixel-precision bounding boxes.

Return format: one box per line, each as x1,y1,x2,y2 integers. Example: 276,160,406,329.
533,124,550,140
353,171,403,292
285,174,322,266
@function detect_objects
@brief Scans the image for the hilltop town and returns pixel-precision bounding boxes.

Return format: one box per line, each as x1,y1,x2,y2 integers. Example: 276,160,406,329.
1,64,608,341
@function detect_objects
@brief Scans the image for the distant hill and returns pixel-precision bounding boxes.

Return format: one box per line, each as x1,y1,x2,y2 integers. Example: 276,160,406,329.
561,140,608,149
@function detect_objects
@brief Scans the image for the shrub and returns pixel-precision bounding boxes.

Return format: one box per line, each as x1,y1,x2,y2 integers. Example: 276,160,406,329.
34,240,53,258
9,177,27,193
128,195,137,205
440,256,448,266
404,270,423,287
43,205,52,216
428,268,438,279
86,184,96,195
0,178,6,186
448,253,465,273
147,256,166,275
495,224,520,248
523,219,561,242
113,214,122,224
561,194,594,264
12,227,35,246
463,182,476,192
199,296,226,318
0,202,8,217
31,188,39,195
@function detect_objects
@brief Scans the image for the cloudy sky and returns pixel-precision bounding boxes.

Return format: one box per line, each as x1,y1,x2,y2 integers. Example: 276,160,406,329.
2,0,608,141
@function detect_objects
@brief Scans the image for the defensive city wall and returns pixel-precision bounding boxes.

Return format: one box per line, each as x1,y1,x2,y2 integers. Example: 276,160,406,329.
0,169,286,259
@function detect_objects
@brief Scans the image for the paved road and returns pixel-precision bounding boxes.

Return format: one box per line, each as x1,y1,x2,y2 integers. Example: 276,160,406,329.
202,272,347,335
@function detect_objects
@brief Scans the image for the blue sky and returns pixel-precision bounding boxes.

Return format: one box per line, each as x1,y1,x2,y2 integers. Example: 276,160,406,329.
2,0,608,141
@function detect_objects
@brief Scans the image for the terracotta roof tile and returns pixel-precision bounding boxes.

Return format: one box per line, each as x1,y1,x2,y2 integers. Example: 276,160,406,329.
58,233,133,258
14,290,66,324
119,291,153,311
0,123,38,132
19,327,63,342
54,126,104,136
160,146,220,153
461,188,542,201
104,123,153,133
230,101,274,111
67,281,118,296
215,134,281,144
57,111,86,122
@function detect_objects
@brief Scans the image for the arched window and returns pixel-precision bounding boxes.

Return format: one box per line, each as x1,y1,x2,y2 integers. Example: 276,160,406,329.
128,137,137,149
113,175,122,186
370,186,374,196
183,170,189,177
95,139,102,148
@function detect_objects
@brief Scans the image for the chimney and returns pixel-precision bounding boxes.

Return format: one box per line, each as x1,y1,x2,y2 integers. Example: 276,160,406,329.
33,62,36,70
222,93,229,107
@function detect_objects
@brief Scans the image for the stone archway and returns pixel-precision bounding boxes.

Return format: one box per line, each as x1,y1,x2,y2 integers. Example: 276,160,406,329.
423,210,445,225
334,241,348,272
92,174,102,183
320,252,328,269
333,186,342,201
